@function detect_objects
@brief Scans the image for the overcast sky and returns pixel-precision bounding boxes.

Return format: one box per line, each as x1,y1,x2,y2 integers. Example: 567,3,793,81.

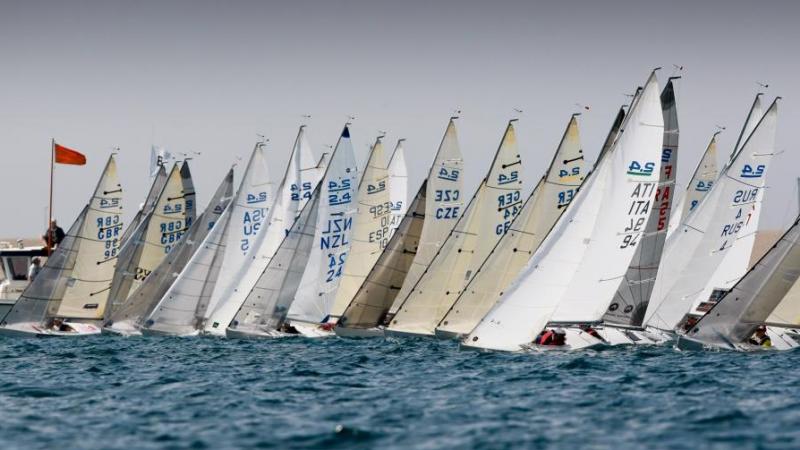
1,0,799,237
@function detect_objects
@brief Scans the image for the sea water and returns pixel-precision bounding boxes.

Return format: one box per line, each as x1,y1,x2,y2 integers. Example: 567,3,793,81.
1,336,798,449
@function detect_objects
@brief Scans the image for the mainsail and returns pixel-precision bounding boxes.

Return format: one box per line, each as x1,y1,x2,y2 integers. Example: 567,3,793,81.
644,97,778,332
464,73,663,351
105,169,234,331
227,187,322,337
388,119,464,314
684,214,800,349
329,137,391,319
200,143,275,324
203,126,322,334
106,162,195,316
285,125,359,324
1,155,123,329
141,206,233,335
603,79,680,327
436,113,592,339
676,134,719,227
386,120,524,336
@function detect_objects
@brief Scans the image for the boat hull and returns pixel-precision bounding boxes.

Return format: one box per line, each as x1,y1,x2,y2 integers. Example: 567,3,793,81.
288,321,334,337
334,326,385,338
225,327,291,339
140,327,200,338
433,328,464,341
0,321,101,337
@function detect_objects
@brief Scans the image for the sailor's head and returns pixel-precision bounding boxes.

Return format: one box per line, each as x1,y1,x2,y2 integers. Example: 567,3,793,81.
554,328,566,336
756,325,767,335
32,257,41,265
49,220,58,228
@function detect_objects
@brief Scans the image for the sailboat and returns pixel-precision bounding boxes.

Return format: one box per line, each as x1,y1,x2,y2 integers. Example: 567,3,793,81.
643,96,778,338
385,120,524,337
328,137,391,321
104,162,196,320
462,72,663,352
226,186,323,338
387,139,409,239
334,118,464,337
283,125,359,336
103,169,234,335
0,155,123,336
203,126,322,335
436,113,592,340
677,213,800,351
597,78,680,345
140,143,272,336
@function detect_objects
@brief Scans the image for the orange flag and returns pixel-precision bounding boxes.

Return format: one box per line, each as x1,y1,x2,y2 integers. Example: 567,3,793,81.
54,143,87,165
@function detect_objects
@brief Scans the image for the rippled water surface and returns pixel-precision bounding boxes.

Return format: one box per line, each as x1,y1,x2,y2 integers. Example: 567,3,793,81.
1,336,799,449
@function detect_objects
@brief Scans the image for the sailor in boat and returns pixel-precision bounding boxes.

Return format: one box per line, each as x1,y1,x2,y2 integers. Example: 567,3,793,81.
27,258,41,281
42,220,65,250
579,324,605,342
47,318,76,333
535,328,567,346
748,325,772,348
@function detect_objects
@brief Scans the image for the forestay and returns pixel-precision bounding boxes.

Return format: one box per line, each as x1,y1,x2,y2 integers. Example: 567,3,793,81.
603,79,679,327
437,113,592,339
387,121,523,336
330,138,391,319
286,126,359,324
644,97,778,332
464,73,663,351
203,127,321,334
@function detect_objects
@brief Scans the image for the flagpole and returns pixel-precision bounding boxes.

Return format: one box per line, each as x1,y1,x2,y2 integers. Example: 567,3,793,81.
48,138,54,256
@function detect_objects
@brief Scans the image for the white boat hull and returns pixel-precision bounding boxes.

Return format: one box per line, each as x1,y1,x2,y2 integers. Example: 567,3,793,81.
0,321,101,337
225,327,292,339
101,321,142,336
288,321,335,337
334,326,385,338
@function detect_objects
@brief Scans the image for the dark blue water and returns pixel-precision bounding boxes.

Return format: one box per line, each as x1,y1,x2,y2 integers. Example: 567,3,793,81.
1,336,799,450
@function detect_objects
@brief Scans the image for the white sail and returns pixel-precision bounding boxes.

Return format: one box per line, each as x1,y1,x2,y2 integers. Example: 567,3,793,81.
464,73,663,351
335,181,427,333
437,113,592,339
141,205,233,336
286,126,359,324
767,275,800,327
387,121,524,336
227,188,322,337
203,127,321,334
678,135,719,226
121,165,167,247
1,155,123,330
387,139,409,238
603,80,679,327
105,169,234,331
198,143,274,325
644,98,778,332
328,138,390,319
388,119,464,314
106,162,195,316
684,215,800,348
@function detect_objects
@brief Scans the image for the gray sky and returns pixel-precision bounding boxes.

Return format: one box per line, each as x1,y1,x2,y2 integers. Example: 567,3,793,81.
2,0,799,237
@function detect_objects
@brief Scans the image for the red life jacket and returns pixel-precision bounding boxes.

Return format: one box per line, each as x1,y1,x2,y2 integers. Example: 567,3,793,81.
538,330,555,345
